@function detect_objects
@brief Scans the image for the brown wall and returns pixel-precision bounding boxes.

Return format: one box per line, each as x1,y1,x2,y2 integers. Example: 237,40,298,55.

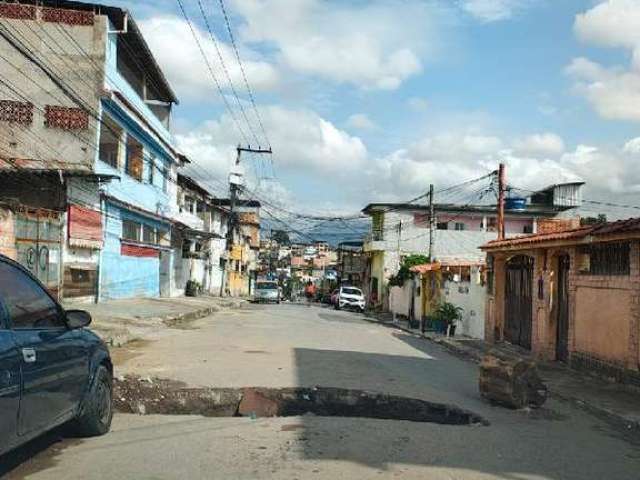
485,239,640,378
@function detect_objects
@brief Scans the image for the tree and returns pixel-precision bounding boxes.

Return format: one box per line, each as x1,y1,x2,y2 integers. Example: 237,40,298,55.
580,214,607,226
272,229,291,245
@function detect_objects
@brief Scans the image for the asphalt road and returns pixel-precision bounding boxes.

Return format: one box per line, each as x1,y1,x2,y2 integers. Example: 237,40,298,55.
2,303,640,479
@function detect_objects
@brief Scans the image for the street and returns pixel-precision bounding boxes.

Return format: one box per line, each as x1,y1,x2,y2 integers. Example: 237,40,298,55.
2,303,639,480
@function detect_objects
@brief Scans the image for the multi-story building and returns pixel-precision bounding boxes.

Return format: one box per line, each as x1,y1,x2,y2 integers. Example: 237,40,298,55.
337,241,366,287
362,182,584,334
0,1,181,301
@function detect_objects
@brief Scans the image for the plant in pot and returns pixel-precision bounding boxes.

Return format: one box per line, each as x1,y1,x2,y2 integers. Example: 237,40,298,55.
435,302,463,337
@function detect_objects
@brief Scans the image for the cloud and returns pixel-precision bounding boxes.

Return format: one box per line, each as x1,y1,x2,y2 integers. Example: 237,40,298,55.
233,0,444,90
568,1,640,122
512,133,565,156
460,0,530,22
623,137,640,154
407,97,429,112
177,106,367,183
346,114,377,131
138,15,279,102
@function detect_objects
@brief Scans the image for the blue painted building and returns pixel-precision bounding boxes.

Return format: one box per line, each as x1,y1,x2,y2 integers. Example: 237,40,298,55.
93,9,182,300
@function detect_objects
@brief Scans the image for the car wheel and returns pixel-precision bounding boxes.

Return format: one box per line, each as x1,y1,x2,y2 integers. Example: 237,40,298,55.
72,365,113,437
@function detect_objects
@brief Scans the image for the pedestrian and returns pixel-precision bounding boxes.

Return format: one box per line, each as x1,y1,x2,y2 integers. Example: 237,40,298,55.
304,280,316,307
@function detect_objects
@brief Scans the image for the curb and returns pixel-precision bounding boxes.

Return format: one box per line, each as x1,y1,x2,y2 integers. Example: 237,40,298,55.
363,317,640,432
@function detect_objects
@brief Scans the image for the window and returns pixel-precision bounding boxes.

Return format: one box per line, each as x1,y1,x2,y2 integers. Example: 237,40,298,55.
143,224,157,244
523,225,533,234
486,217,497,232
437,222,449,230
98,113,122,169
162,166,168,193
454,222,465,231
122,219,141,242
148,155,155,185
126,135,144,181
0,261,64,329
578,241,630,276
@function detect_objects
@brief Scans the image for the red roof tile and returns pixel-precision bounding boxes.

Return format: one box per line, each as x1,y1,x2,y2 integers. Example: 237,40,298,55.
482,217,640,250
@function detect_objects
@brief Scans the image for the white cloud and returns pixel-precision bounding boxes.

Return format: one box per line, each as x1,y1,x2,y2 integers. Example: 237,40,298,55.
568,1,640,121
460,0,530,22
234,0,443,90
407,97,429,112
512,133,565,156
177,106,367,182
346,113,377,131
139,16,279,102
623,137,640,153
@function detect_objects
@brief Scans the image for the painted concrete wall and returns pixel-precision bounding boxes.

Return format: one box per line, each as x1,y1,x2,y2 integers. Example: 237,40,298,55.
0,206,16,260
99,202,163,300
442,267,486,339
0,9,106,169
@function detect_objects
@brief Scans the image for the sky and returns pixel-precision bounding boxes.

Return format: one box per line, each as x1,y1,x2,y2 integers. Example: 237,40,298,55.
109,0,640,219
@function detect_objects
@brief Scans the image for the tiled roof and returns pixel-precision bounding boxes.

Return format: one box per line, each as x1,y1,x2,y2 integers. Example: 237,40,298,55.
482,217,640,250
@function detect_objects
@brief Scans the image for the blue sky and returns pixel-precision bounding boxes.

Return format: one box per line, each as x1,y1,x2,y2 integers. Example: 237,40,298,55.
110,0,640,217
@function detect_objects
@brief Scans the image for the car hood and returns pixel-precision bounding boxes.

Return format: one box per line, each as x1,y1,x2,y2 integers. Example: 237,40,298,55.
340,294,364,301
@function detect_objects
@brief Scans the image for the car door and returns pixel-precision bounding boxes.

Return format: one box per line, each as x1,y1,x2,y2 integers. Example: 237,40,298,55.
0,258,90,436
0,293,20,455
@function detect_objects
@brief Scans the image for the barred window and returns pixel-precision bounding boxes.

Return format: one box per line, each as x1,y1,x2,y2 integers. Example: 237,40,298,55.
122,219,141,242
578,241,630,276
0,100,33,124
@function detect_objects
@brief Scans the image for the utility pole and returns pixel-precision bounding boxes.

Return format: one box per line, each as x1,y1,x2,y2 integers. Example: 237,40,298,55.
227,145,272,296
428,183,435,261
497,163,506,240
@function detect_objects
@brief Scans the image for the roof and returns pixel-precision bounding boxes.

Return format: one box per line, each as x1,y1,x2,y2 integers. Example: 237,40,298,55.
361,202,565,217
410,259,485,274
177,174,214,199
211,199,261,208
482,217,640,250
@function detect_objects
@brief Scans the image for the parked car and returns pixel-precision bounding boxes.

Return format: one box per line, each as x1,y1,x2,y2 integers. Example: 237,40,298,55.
254,281,281,304
335,286,366,312
0,254,113,457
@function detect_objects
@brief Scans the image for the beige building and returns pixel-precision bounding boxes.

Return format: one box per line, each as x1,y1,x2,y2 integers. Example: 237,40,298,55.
482,218,640,384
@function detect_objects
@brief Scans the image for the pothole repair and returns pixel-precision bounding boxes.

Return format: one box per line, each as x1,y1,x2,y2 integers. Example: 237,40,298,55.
114,375,489,426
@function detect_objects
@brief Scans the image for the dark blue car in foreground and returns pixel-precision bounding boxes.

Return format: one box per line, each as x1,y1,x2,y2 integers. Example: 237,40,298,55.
0,254,113,457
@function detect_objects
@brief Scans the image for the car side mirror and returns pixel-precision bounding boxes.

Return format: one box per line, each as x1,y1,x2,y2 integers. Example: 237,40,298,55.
66,310,92,329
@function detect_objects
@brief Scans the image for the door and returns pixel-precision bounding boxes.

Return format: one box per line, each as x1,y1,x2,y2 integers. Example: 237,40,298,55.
504,255,534,349
556,255,570,362
15,208,62,299
159,250,171,297
0,259,89,436
0,322,20,454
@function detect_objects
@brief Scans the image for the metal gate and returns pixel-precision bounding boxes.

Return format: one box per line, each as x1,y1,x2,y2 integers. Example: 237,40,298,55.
504,255,533,349
15,207,62,298
556,254,570,362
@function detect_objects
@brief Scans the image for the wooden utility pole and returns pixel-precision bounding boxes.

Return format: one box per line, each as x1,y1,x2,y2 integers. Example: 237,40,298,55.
428,183,435,261
497,163,506,240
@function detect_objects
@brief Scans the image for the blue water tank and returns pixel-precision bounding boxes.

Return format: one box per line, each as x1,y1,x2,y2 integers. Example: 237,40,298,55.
505,197,527,211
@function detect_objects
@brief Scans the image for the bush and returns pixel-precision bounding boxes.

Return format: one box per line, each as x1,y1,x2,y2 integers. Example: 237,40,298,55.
388,254,430,287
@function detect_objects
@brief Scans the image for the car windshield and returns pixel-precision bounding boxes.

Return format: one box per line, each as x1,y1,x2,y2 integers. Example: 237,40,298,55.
257,283,278,290
342,288,362,296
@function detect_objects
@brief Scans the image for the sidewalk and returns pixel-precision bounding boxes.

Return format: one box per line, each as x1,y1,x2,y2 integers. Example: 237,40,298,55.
63,296,247,347
364,312,640,431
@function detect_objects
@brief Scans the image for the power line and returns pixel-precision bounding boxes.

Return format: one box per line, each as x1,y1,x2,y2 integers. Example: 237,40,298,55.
216,0,270,149
174,0,250,146
195,0,261,148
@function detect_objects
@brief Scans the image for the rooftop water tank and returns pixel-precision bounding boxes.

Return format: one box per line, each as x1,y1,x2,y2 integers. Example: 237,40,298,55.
505,197,527,211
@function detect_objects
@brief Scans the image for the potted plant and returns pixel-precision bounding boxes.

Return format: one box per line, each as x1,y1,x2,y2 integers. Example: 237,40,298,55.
435,302,463,337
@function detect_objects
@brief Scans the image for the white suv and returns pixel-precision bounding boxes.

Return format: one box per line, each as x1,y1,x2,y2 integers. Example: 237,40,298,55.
336,286,365,312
